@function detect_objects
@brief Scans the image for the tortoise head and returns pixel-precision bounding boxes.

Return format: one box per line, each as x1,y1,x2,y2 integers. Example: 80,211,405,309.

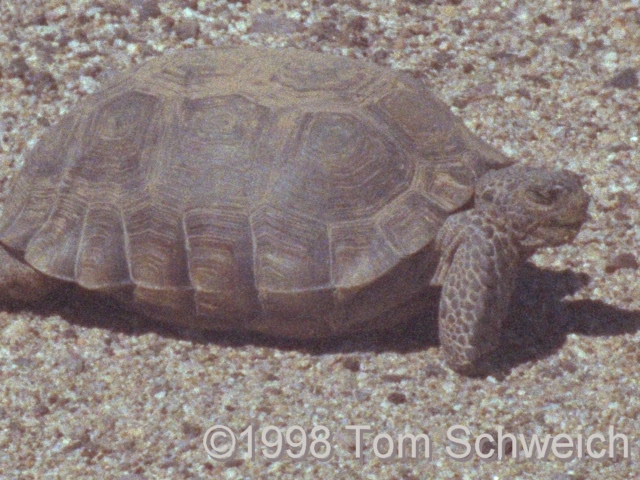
474,165,590,250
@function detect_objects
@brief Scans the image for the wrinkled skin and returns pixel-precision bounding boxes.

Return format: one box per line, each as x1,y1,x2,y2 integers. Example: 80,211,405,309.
432,166,589,374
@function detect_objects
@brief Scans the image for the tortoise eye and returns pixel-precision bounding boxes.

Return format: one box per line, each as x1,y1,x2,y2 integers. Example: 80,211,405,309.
530,185,564,205
479,190,495,203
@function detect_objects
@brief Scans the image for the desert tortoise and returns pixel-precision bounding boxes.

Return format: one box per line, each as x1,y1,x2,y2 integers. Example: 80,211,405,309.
0,47,589,374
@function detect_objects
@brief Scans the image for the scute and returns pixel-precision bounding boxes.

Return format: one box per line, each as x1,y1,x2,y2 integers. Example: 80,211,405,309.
0,113,80,250
75,205,129,289
158,50,237,87
372,80,464,157
160,95,272,207
250,205,330,292
268,111,412,222
329,219,399,289
376,191,446,256
24,194,85,280
89,90,158,143
124,202,191,289
182,95,266,148
182,206,259,323
270,51,370,92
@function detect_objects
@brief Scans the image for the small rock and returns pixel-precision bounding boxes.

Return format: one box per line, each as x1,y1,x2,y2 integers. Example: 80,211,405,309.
342,357,361,372
605,253,639,273
250,13,301,35
7,57,30,78
607,68,638,89
175,18,199,40
102,0,131,17
45,5,68,22
387,391,407,404
131,0,162,21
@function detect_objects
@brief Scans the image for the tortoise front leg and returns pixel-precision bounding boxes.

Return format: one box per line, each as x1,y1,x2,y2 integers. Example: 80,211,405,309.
431,211,521,375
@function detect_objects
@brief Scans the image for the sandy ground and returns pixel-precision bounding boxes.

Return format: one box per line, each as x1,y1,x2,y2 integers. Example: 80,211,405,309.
1,0,639,478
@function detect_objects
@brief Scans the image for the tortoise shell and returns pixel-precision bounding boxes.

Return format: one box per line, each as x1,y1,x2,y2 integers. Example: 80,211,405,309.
0,47,514,337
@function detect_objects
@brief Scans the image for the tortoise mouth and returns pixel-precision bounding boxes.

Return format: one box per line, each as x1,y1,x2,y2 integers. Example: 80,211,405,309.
535,221,584,246
552,216,588,229
533,199,589,246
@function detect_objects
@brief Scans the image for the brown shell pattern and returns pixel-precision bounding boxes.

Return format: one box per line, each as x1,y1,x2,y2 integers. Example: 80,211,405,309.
0,47,512,335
